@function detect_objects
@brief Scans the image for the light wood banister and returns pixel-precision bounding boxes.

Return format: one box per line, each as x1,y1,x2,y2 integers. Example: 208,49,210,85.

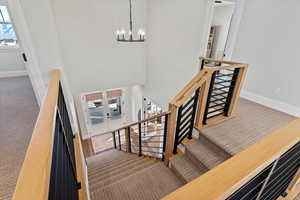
163,119,300,200
12,70,60,200
74,132,89,200
200,56,243,65
164,59,247,163
112,111,171,132
13,70,89,200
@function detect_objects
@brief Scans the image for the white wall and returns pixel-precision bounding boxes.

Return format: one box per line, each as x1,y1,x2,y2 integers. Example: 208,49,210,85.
144,0,209,107
232,0,300,114
212,5,234,58
130,84,144,122
50,0,147,96
17,0,63,83
0,47,25,72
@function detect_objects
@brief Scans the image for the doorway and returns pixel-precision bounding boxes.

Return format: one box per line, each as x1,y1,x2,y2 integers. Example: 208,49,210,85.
206,0,235,60
201,0,245,63
81,88,125,137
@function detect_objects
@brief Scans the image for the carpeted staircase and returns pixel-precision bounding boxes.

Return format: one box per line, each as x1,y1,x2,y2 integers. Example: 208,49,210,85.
87,150,183,200
87,98,297,200
169,134,231,184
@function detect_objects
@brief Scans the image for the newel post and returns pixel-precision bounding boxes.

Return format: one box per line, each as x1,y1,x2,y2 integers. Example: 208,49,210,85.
164,103,178,166
226,65,248,117
194,74,212,130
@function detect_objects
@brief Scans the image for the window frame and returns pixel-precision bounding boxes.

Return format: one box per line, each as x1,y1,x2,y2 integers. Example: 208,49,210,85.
0,3,19,48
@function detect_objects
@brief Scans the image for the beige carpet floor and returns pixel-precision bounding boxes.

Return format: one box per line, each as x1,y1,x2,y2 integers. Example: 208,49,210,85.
88,150,183,200
202,98,296,155
0,76,39,200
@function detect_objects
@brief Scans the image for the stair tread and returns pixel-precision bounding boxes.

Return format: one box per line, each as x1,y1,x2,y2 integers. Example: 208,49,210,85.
87,150,135,169
89,158,156,189
88,155,139,176
186,140,228,169
89,158,154,186
91,163,183,200
170,154,207,183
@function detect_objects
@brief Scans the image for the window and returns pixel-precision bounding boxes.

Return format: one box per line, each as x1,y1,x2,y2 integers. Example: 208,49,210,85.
0,5,17,46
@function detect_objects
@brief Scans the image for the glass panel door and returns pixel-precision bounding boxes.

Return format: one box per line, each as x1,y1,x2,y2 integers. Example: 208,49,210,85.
106,89,122,120
85,92,106,126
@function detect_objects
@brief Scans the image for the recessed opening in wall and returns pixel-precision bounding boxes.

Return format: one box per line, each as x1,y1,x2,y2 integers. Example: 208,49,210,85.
205,0,235,60
0,4,17,46
81,88,124,136
80,88,126,154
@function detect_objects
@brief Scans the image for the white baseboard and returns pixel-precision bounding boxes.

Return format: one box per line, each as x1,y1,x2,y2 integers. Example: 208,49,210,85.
240,90,300,117
0,70,28,78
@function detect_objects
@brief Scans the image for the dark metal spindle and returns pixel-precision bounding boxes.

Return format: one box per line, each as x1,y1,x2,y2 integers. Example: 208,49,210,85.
112,131,117,149
224,68,240,116
162,114,169,161
118,130,121,150
203,71,217,125
138,123,142,156
188,88,200,139
127,127,132,153
173,105,183,154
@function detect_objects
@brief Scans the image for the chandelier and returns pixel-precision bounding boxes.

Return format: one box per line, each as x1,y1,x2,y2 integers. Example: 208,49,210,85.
116,0,145,42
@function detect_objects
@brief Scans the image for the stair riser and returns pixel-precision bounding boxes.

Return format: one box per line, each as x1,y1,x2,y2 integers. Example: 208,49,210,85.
185,148,210,170
169,164,188,184
88,156,138,176
89,162,155,190
198,133,232,158
89,159,149,183
87,153,136,170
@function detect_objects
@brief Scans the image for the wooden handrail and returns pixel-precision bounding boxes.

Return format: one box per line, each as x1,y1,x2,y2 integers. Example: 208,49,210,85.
112,111,171,132
163,119,300,200
170,70,211,107
13,70,60,200
13,70,89,200
200,56,243,65
170,64,247,108
164,60,248,164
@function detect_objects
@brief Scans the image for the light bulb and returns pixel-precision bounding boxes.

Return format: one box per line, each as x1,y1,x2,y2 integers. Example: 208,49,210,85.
138,29,145,36
138,29,143,35
121,29,126,35
116,30,120,35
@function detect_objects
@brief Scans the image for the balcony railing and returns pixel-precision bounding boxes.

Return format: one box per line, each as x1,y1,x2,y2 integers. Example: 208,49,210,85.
12,70,89,200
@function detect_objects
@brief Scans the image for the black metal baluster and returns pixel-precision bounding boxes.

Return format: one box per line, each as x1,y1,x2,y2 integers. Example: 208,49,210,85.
162,114,168,161
200,58,205,70
138,123,142,156
203,71,217,125
173,105,183,154
188,88,200,139
118,130,121,150
224,68,240,116
127,127,131,153
112,131,117,149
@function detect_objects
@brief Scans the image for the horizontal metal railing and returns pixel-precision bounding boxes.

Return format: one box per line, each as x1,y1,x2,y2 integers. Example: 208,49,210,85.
163,119,300,200
112,112,170,161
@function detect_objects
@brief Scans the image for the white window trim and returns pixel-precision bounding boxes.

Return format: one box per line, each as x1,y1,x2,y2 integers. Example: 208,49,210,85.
0,3,19,49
